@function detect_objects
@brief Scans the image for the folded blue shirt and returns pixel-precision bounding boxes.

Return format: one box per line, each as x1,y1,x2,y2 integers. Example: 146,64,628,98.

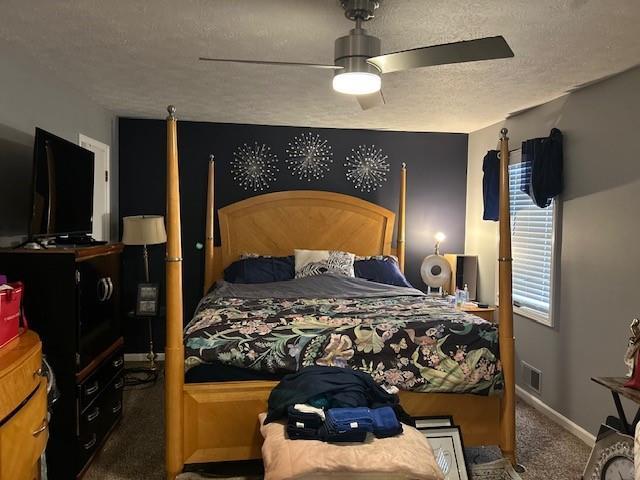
325,407,374,433
370,406,403,438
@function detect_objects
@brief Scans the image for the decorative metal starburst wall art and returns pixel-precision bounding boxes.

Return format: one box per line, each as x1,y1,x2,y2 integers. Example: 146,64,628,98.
344,144,390,192
231,142,279,191
285,132,333,181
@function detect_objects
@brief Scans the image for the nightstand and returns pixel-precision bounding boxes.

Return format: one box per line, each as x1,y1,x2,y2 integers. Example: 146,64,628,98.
461,305,496,322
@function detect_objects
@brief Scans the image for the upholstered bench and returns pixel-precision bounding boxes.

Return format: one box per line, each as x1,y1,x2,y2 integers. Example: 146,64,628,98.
259,413,444,480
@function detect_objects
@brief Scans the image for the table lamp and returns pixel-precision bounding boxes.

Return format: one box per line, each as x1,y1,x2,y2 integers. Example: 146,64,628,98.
122,215,166,371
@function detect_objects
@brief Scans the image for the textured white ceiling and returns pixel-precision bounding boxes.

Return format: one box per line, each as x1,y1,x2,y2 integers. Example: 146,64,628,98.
1,0,639,133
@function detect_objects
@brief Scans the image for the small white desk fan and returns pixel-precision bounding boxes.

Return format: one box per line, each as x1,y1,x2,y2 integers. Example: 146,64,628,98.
420,232,451,296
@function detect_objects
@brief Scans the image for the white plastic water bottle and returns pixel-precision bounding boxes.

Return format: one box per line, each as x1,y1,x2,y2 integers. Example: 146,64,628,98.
463,284,470,304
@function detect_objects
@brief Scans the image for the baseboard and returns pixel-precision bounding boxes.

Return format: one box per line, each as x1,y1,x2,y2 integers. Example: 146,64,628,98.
516,385,596,447
124,353,165,362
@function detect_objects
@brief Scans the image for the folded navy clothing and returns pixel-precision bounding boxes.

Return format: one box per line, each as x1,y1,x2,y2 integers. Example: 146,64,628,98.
371,406,403,438
266,366,401,424
286,423,322,440
325,407,374,433
319,424,368,443
287,405,324,429
286,405,402,442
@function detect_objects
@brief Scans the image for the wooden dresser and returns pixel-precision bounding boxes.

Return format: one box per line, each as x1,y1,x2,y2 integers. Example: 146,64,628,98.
0,331,47,480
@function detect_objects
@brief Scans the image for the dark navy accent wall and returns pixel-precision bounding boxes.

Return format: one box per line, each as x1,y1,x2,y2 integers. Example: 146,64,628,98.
119,118,468,353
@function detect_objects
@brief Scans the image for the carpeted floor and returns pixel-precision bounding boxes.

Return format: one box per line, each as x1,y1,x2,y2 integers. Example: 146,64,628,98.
85,371,591,480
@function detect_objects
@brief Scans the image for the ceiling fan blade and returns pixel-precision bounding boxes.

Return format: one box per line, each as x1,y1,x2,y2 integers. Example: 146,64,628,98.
199,57,342,70
356,90,385,110
367,36,514,74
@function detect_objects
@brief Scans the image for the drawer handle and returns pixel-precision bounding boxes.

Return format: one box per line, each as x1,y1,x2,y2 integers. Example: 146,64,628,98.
112,357,124,369
106,277,114,300
97,278,109,302
86,407,100,423
114,378,124,390
83,433,97,450
111,401,122,414
32,419,48,437
85,381,100,396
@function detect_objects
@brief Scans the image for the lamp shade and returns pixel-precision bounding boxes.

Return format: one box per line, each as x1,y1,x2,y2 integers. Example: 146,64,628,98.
122,215,167,246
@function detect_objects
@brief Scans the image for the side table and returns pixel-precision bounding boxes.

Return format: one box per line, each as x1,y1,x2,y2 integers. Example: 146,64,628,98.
591,376,640,435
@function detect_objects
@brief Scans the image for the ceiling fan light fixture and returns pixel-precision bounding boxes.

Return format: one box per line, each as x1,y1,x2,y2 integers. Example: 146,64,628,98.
332,71,381,95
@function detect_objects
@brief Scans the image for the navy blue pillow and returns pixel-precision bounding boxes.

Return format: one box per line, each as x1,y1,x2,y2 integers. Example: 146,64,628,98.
354,259,413,288
224,256,295,284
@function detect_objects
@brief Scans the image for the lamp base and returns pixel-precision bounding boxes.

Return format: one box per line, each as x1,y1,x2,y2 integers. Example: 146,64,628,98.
146,350,158,371
124,366,159,387
425,286,444,296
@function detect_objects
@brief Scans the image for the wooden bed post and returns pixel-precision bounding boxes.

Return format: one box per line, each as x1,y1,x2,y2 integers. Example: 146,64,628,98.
165,105,185,480
498,127,516,465
397,162,407,272
204,155,215,295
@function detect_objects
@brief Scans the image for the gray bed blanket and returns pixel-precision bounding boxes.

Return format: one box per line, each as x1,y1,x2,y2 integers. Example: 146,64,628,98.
209,274,425,300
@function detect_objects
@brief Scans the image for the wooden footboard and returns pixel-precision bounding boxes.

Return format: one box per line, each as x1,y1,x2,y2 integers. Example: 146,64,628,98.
182,381,502,466
183,381,277,464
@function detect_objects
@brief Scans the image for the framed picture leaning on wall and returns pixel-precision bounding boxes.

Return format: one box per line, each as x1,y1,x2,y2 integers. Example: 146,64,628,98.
136,283,159,316
415,421,468,480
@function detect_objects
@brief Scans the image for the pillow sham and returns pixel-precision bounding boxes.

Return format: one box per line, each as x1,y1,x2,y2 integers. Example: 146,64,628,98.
224,256,295,284
354,256,413,288
294,249,355,278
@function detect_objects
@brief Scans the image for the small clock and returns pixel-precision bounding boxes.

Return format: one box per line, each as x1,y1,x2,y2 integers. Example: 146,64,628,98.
583,424,634,480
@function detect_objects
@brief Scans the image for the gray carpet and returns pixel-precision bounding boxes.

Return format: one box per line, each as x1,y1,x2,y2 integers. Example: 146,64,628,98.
85,373,591,480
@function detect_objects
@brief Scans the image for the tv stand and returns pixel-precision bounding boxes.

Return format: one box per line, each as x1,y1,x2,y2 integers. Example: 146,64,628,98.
54,235,107,246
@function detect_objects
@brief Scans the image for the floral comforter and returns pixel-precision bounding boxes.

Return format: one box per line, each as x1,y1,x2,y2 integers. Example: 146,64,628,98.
184,275,502,395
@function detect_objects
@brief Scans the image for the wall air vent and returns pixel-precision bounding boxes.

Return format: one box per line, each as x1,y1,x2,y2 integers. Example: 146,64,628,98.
521,361,541,393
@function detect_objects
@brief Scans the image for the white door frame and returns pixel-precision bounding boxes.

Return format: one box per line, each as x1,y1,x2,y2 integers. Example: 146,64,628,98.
79,134,111,241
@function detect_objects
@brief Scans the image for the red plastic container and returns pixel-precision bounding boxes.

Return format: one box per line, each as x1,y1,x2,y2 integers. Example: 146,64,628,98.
0,282,27,348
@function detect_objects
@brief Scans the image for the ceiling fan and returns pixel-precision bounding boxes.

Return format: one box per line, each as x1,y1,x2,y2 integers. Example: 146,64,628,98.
199,0,514,110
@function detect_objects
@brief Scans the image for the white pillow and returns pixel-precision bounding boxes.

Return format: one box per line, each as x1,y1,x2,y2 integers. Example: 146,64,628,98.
294,249,355,278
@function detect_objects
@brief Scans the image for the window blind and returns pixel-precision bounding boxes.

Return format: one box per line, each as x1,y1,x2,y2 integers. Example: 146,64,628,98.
508,162,555,319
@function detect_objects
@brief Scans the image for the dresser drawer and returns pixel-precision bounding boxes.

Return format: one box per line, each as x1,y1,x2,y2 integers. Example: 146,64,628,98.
78,345,124,413
77,374,123,469
0,378,48,480
0,334,42,421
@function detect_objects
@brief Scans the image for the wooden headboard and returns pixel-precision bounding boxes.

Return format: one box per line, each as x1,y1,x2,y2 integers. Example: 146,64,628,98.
203,161,407,293
219,190,395,266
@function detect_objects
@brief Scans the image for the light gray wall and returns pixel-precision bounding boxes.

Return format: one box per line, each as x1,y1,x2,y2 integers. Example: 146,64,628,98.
465,66,640,436
0,47,116,245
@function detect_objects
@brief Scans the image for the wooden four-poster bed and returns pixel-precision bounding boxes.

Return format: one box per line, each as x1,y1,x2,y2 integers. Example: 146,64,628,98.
163,105,516,479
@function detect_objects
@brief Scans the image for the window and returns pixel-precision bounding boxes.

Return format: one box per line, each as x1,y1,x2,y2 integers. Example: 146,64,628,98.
508,159,557,326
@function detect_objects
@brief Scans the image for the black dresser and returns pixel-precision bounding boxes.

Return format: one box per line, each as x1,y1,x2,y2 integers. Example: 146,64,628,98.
0,244,124,479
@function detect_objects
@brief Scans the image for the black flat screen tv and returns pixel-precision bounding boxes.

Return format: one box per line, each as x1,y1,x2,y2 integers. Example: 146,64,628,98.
29,128,95,238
